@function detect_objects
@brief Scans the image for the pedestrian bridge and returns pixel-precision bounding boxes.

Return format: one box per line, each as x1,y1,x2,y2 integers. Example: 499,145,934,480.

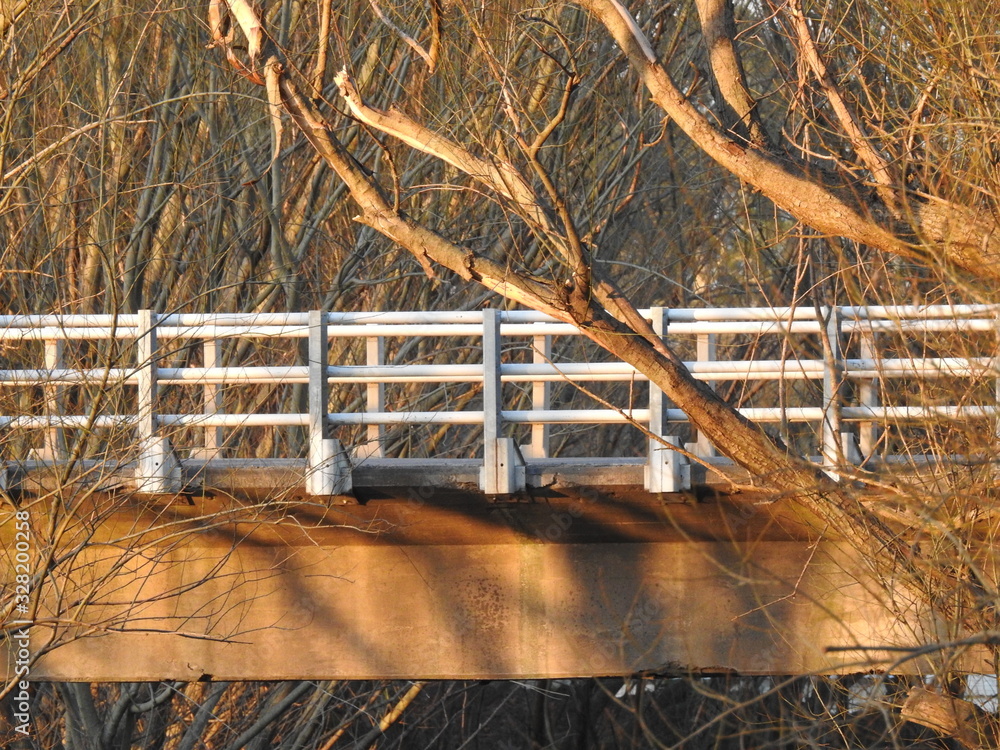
2,305,998,681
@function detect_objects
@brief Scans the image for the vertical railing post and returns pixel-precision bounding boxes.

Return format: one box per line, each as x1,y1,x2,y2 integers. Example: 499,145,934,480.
354,331,385,459
40,339,66,462
994,313,1000,469
308,310,330,490
858,324,879,463
695,332,717,458
645,307,686,493
136,310,180,493
523,328,551,459
192,337,224,459
308,310,352,497
821,307,849,477
480,309,523,495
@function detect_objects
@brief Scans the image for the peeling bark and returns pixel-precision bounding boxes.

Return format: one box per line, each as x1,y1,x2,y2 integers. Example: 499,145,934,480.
902,687,1000,750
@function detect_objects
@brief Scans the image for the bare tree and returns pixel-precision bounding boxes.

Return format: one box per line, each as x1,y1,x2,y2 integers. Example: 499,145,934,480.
5,0,1000,745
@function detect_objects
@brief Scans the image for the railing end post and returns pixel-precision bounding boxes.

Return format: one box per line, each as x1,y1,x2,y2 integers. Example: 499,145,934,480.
308,437,353,498
480,437,525,496
645,308,689,493
136,436,182,494
645,436,687,493
481,309,526,496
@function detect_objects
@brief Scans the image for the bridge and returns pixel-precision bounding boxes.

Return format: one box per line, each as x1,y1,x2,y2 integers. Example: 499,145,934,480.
3,305,999,681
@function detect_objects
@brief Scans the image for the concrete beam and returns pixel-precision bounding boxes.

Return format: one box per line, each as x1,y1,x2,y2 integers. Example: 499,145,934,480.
3,488,979,681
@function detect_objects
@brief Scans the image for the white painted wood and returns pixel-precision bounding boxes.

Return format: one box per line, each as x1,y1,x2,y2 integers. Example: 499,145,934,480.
822,308,843,478
353,332,385,459
135,311,180,493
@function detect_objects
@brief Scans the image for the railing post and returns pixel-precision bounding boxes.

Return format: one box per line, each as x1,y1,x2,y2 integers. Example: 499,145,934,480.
191,337,224,460
858,325,879,462
689,332,717,459
354,331,385,459
645,307,686,493
480,309,524,495
821,307,852,477
136,310,181,493
521,328,551,459
307,311,352,497
40,339,66,462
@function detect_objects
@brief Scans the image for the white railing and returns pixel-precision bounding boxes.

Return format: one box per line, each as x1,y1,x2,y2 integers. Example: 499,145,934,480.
1,305,999,494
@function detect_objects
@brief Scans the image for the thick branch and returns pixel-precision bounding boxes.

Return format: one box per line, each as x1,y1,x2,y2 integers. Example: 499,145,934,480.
278,74,565,314
0,0,31,37
786,0,897,208
334,71,533,208
694,0,770,148
576,0,1000,280
902,687,1000,750
334,68,587,276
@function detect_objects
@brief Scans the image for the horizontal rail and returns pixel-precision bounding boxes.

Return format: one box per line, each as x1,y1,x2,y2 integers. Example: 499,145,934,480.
3,303,999,325
2,357,996,387
5,405,997,431
0,318,988,339
3,305,1000,339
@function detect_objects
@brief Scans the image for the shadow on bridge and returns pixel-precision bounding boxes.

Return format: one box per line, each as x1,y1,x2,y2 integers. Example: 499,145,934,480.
3,479,941,682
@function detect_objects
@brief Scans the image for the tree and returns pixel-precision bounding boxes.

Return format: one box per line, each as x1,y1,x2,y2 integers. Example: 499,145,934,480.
4,0,1000,745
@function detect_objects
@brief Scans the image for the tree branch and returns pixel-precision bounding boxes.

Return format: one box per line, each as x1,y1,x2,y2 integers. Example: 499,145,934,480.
786,0,898,208
902,686,1000,750
575,0,1000,279
278,73,568,315
366,0,434,70
334,67,590,277
694,0,770,148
